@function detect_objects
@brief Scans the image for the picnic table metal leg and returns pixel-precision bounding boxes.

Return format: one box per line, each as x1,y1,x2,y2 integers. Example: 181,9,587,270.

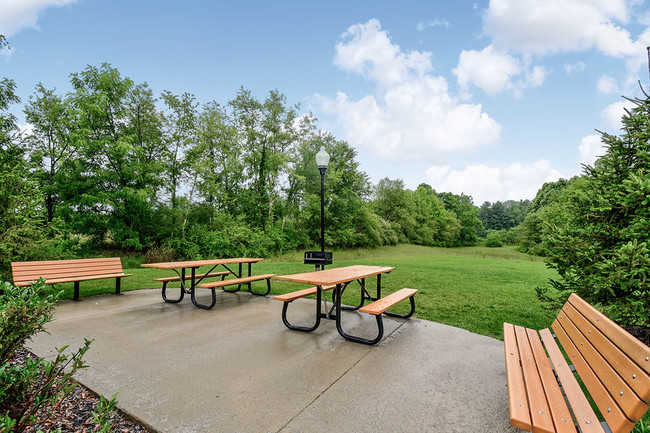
384,295,416,318
221,263,242,293
281,287,323,332
190,266,217,310
335,282,384,345
162,268,185,304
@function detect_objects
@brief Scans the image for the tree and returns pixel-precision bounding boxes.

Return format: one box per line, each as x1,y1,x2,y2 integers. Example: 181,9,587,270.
61,64,162,249
229,88,297,231
438,192,482,246
371,178,416,242
538,92,650,326
23,84,74,222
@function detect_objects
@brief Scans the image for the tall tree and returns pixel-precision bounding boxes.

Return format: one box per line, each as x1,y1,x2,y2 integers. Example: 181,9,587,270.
229,88,297,230
23,84,74,222
61,64,161,249
539,92,650,326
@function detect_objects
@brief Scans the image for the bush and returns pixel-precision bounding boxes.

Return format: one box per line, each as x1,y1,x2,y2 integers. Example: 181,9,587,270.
484,231,502,248
0,280,92,432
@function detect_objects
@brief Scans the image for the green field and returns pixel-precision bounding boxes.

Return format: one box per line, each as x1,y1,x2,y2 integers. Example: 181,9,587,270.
50,244,558,340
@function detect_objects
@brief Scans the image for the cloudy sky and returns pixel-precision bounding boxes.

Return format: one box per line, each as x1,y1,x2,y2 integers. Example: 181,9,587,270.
2,0,649,204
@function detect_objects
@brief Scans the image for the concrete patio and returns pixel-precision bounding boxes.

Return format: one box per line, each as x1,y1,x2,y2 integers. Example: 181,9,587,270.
27,288,519,433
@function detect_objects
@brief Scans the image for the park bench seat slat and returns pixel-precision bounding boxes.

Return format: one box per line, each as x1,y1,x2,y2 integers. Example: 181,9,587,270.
514,325,555,433
358,288,417,315
273,285,336,302
153,271,230,283
505,293,650,433
196,274,275,289
503,323,533,431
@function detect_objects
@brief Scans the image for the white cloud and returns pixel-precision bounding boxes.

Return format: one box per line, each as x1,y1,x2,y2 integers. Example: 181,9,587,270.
578,134,606,166
314,19,502,163
0,0,79,37
600,99,636,130
597,75,619,94
416,18,450,31
425,160,562,204
453,45,547,97
564,61,586,75
483,0,637,57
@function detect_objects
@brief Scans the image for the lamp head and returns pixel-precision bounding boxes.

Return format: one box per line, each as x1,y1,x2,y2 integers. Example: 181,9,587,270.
315,146,330,169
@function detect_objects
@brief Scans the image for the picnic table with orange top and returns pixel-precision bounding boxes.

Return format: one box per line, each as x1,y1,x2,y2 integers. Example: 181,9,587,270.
141,258,274,310
274,265,417,345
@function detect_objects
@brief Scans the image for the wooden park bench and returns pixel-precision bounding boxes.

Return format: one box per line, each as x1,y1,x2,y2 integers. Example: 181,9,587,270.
11,257,132,301
196,274,276,296
504,293,650,433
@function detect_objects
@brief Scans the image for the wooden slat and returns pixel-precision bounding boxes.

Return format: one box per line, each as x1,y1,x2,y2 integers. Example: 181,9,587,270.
568,294,650,378
12,258,127,285
153,271,230,283
196,274,275,289
358,288,417,315
273,285,336,302
514,326,555,433
504,323,532,431
141,258,264,270
562,302,650,403
556,310,647,423
542,326,606,433
274,265,395,286
15,273,131,286
553,319,635,433
526,328,577,433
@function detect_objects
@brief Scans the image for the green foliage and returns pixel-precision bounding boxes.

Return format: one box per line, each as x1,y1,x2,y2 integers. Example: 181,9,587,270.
92,392,119,433
485,231,503,247
538,92,650,326
0,280,92,432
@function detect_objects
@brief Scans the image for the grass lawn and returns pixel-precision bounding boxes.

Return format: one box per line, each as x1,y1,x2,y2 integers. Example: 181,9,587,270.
51,244,557,340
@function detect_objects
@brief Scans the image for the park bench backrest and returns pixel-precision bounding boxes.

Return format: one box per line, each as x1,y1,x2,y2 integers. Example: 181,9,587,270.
552,293,650,433
11,257,125,286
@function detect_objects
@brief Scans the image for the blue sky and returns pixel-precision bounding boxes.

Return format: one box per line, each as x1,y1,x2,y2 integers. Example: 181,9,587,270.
2,0,649,204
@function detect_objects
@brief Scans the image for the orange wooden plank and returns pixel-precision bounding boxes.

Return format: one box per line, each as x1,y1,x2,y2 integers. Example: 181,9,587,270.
568,294,650,379
273,285,336,302
526,328,577,433
196,274,275,289
504,323,532,431
153,271,230,283
515,325,555,433
542,326,606,433
556,311,647,424
358,288,417,315
563,302,650,404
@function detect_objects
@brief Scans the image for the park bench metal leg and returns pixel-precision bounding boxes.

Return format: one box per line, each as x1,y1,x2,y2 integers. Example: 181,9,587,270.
73,281,80,301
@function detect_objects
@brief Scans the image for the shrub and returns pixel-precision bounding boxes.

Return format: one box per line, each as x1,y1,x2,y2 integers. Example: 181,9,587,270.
484,231,503,248
0,280,92,432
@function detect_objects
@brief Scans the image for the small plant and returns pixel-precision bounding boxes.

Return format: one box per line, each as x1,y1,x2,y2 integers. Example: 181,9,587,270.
92,392,119,433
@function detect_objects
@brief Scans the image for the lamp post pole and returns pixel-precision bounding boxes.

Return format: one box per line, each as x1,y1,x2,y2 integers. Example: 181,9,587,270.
315,147,330,267
319,166,326,253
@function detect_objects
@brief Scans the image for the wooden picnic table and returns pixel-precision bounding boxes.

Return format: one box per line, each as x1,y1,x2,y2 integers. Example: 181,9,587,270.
274,265,417,345
141,258,272,310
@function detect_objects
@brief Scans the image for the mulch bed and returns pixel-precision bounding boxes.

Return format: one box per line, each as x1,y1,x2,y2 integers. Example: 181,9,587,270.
8,350,151,433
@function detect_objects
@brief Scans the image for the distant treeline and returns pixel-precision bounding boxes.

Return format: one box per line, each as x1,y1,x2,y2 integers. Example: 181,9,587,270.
0,63,551,271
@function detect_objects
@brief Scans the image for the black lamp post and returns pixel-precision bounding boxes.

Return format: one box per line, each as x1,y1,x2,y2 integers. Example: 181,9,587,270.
315,146,330,254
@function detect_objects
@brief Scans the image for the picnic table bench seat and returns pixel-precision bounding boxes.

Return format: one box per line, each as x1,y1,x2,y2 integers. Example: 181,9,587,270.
153,271,230,290
504,293,650,433
197,274,275,296
11,258,132,301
